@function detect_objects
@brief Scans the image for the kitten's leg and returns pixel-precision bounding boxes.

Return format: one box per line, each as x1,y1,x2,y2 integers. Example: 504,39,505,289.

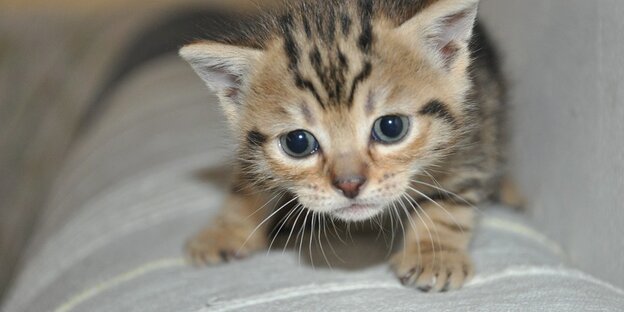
391,198,475,292
186,187,273,265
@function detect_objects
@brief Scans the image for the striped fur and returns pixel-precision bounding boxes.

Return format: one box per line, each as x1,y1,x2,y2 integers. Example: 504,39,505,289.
181,0,506,292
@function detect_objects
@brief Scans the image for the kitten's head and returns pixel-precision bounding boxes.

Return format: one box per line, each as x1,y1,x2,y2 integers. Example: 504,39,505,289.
181,0,479,221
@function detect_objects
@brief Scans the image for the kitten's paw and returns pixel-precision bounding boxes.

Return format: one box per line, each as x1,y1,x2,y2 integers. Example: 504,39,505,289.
391,247,474,292
186,224,266,266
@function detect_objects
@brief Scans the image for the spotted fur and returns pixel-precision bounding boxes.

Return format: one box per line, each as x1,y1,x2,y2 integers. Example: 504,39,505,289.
181,0,506,292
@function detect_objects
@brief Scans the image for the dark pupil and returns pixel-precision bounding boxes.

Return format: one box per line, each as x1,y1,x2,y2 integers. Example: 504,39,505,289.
286,131,310,155
380,116,403,138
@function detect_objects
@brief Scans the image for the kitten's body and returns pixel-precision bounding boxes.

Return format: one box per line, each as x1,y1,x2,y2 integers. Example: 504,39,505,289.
181,0,505,292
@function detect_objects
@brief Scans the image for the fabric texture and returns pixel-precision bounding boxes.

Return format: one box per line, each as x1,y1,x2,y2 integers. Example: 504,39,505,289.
0,4,195,296
2,56,622,311
480,0,624,289
0,0,229,297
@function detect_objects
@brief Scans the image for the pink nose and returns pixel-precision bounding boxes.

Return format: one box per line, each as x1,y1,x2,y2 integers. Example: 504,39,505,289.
333,176,367,199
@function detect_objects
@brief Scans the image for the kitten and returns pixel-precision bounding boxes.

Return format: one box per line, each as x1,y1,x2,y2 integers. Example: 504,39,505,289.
180,0,505,292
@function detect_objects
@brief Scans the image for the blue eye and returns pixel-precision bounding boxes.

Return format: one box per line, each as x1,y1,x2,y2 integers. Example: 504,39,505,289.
372,115,410,144
280,130,319,158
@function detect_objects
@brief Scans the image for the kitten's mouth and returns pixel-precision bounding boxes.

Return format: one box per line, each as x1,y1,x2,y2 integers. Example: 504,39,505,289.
332,203,383,221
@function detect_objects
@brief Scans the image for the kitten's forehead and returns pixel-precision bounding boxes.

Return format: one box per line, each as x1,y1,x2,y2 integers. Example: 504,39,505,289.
242,0,444,122
274,0,375,111
246,0,455,134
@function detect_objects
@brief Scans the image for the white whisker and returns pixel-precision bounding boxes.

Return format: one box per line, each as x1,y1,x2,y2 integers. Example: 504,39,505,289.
238,196,299,255
309,211,316,270
268,203,301,255
397,197,423,264
410,179,481,213
346,223,354,242
317,214,333,269
322,217,345,263
401,195,434,264
243,191,286,222
329,217,347,245
407,186,466,235
297,209,311,265
283,207,306,254
386,203,403,259
403,194,443,261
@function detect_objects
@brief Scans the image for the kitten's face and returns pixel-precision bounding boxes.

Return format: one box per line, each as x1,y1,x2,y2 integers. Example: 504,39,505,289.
181,0,478,221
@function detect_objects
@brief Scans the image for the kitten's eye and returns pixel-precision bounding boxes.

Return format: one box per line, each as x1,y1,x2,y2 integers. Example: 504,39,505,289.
280,130,319,158
372,115,410,144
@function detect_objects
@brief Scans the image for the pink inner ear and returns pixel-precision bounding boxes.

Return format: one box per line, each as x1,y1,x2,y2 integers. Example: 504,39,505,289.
198,65,245,104
208,66,240,90
440,42,461,68
427,8,476,69
224,87,241,103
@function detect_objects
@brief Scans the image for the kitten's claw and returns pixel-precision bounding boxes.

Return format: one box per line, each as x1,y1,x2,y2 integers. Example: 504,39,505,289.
391,248,473,292
186,225,265,266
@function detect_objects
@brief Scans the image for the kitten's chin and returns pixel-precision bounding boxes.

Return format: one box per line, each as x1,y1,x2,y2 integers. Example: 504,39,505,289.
331,203,385,222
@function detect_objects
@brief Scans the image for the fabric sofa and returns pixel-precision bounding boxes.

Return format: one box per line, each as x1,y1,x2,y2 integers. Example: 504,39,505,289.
2,55,622,311
1,1,623,311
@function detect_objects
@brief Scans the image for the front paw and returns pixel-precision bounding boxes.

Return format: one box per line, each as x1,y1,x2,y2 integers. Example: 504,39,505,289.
186,224,266,266
391,246,474,292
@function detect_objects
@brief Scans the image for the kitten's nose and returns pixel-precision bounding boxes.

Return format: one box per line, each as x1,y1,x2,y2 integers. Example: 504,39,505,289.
333,176,367,199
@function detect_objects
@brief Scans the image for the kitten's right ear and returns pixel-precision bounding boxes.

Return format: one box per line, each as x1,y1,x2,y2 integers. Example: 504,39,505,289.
179,42,263,125
397,0,479,71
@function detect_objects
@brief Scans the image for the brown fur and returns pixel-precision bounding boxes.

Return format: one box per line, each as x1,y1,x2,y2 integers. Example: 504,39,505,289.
181,0,506,292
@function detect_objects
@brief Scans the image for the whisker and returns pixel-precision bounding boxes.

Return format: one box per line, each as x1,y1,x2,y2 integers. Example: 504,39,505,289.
390,207,399,254
309,211,316,270
401,195,433,265
243,191,286,222
272,198,299,234
410,179,481,214
407,186,466,235
282,206,306,254
317,214,333,269
405,192,441,239
423,170,443,189
238,196,299,255
385,207,394,250
397,198,420,244
373,215,385,242
267,203,301,255
386,203,402,259
346,223,354,243
297,209,311,265
322,217,345,263
329,217,347,245
406,194,446,265
379,213,391,248
396,198,423,264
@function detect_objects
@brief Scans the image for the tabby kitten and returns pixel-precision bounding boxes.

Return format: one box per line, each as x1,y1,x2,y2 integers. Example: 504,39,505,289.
180,0,505,292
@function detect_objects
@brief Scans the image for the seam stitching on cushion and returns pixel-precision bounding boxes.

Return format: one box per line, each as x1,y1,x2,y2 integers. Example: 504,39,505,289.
205,266,624,312
53,258,185,312
52,259,624,312
203,282,405,312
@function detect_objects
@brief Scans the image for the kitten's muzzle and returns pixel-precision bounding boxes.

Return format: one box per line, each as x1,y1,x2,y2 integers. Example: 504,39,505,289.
333,176,367,199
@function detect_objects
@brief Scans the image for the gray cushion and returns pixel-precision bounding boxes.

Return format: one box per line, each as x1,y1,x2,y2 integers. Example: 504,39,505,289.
3,57,623,312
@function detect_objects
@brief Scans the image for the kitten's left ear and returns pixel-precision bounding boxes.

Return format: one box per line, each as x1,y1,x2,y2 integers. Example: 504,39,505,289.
397,0,479,70
179,42,263,125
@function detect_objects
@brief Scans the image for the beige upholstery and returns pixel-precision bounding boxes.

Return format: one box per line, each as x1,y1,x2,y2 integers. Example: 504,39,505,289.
481,0,624,287
1,0,623,309
3,56,623,312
